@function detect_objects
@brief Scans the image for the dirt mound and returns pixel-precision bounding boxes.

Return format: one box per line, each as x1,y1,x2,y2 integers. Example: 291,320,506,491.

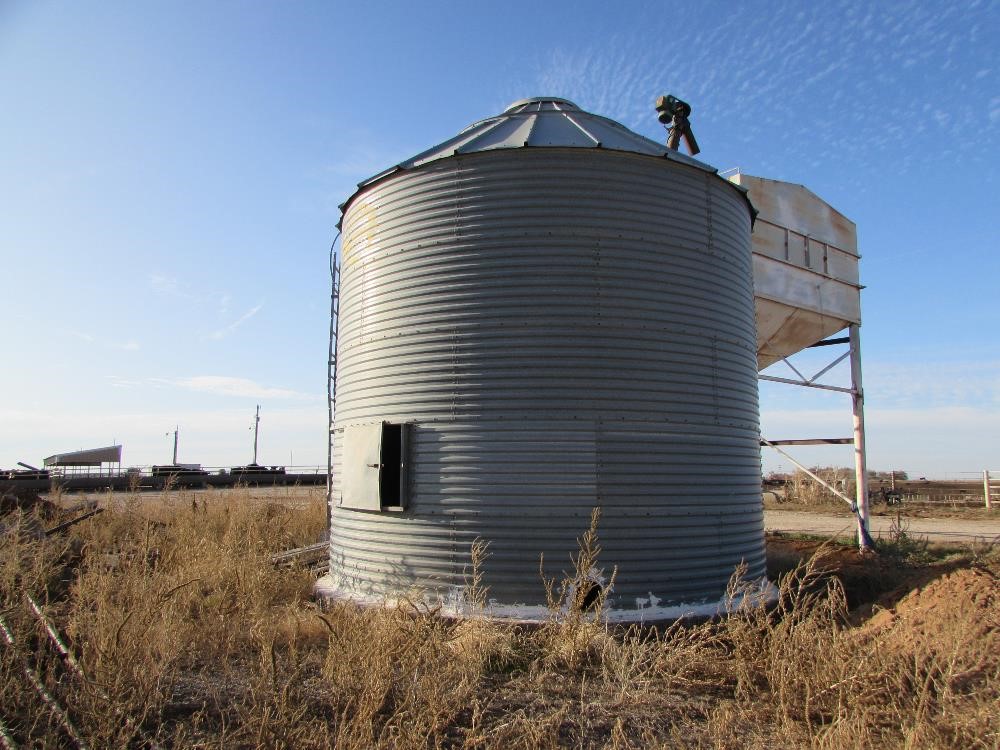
0,489,57,516
862,565,999,651
0,490,59,542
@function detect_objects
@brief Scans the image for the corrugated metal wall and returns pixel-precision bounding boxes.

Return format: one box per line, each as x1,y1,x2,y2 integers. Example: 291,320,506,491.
330,148,764,611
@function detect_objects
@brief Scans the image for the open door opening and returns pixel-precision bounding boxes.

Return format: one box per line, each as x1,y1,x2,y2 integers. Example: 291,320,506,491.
379,423,406,510
341,421,409,511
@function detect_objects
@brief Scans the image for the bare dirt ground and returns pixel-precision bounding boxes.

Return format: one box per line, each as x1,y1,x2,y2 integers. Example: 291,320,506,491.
764,509,1000,545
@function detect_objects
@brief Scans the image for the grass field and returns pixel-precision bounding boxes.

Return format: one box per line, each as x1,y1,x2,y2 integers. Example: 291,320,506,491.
2,487,997,748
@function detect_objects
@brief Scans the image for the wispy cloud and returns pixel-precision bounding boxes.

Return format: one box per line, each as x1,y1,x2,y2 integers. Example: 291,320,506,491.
169,376,316,400
70,330,140,351
323,145,405,179
761,404,1000,476
298,129,423,217
151,273,246,333
509,0,997,181
762,357,1000,412
109,374,318,400
106,376,145,388
205,304,262,341
865,360,1000,408
0,405,327,468
149,273,193,299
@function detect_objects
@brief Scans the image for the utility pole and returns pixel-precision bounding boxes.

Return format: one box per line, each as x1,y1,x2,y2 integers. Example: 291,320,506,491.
168,427,178,465
252,405,260,465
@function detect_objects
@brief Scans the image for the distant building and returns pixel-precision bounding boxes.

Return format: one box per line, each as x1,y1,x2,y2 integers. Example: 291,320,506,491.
43,445,122,475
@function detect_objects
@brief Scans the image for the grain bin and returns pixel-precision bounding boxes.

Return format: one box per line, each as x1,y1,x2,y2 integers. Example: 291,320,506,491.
317,97,773,621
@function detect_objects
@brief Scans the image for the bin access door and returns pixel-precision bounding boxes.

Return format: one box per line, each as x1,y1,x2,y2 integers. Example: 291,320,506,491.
340,421,408,510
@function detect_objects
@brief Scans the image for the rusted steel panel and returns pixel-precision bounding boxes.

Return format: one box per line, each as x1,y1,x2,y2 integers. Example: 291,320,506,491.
730,174,857,254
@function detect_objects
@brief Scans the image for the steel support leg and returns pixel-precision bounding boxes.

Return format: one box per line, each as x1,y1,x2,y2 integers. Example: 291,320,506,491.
849,324,871,550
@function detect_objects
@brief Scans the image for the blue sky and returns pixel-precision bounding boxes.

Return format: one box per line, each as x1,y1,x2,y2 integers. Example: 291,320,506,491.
1,0,996,476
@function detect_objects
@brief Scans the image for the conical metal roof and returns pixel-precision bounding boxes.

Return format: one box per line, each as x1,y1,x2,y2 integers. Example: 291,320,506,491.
339,97,723,220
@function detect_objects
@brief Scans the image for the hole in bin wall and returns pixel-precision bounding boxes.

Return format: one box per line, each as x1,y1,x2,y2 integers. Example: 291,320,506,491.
380,423,404,509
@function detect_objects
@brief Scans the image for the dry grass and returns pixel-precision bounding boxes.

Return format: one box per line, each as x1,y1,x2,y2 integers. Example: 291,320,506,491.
2,487,998,748
764,469,996,520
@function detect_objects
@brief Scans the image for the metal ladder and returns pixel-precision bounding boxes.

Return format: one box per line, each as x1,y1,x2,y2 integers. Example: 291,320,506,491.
327,237,341,508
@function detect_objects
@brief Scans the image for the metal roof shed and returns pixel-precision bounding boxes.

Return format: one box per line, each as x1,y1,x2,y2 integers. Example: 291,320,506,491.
43,445,122,467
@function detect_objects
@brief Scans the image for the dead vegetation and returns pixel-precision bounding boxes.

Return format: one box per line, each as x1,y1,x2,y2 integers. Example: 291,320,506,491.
764,468,996,520
2,487,998,748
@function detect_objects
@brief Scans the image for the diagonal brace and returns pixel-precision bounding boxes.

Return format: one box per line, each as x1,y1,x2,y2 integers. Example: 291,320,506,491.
761,438,855,507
